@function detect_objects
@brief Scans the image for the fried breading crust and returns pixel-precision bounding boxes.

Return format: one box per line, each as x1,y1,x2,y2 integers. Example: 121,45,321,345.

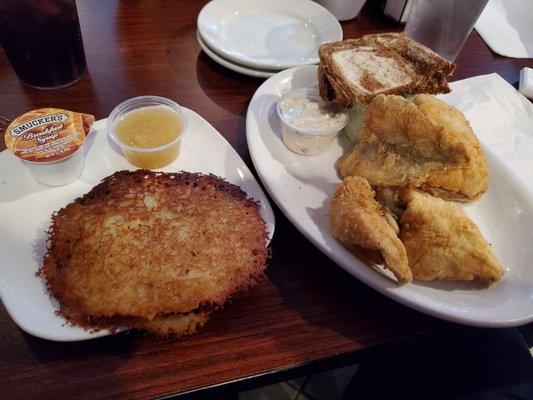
338,94,488,201
39,170,269,334
330,176,412,284
400,190,503,284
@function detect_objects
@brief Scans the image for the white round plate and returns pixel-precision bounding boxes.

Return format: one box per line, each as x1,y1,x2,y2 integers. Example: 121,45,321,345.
197,0,342,70
197,31,276,78
0,109,275,341
246,66,533,328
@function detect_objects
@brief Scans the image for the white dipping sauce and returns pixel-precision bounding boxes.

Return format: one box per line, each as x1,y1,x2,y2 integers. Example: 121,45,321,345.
277,89,347,155
280,93,346,132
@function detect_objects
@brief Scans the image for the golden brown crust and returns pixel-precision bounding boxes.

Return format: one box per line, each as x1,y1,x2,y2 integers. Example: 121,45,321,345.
135,312,210,336
400,190,503,284
338,94,488,201
39,170,269,334
330,176,412,284
317,33,455,107
75,311,210,337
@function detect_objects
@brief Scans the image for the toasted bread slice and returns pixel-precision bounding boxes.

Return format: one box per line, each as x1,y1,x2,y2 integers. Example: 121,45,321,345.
318,33,455,107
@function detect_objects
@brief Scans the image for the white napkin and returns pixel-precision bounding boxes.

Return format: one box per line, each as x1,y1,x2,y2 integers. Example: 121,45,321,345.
475,0,533,58
438,73,533,192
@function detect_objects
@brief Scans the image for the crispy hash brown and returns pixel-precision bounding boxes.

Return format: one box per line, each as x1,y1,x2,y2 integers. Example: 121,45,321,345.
39,170,269,335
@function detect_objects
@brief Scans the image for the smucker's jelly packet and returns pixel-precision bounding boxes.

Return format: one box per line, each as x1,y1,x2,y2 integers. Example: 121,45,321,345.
4,108,95,162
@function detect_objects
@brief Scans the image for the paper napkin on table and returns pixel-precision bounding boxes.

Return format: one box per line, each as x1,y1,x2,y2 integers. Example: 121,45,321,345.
475,0,533,58
438,73,533,192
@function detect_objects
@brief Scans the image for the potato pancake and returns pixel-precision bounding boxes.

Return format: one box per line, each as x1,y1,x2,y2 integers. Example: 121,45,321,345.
39,170,269,335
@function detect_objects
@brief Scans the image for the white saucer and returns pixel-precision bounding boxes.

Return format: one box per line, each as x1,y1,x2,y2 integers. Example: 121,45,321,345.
197,0,342,70
197,32,276,78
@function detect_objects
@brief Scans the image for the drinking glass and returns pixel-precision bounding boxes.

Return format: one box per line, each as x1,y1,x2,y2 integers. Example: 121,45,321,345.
0,0,87,90
404,0,489,61
316,0,367,21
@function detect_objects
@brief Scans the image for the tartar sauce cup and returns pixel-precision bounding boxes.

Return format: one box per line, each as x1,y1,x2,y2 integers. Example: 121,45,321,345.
276,88,348,156
107,96,188,169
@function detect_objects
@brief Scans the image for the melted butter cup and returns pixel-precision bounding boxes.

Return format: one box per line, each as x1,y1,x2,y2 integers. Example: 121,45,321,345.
5,108,95,186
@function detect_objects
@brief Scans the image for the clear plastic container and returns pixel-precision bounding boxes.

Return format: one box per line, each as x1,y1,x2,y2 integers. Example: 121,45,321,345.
24,146,84,186
107,96,188,169
4,108,94,186
276,88,348,156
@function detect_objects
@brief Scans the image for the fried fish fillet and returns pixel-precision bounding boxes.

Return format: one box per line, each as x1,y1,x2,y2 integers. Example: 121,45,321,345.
330,176,412,284
40,170,269,335
400,190,503,284
338,94,488,201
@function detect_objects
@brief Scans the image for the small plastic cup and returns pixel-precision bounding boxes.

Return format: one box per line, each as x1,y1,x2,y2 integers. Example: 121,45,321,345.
276,88,348,156
23,146,84,186
107,96,188,169
4,108,94,186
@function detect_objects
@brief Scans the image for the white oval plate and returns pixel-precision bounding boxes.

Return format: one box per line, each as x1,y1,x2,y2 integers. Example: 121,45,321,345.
0,109,275,341
197,0,342,70
197,31,276,79
246,66,533,328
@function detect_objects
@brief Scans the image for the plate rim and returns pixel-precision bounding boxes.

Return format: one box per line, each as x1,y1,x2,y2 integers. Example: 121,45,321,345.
0,108,275,341
197,31,275,78
245,65,533,328
197,0,343,70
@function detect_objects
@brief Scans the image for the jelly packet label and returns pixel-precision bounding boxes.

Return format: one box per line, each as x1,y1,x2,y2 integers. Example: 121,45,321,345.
5,108,95,162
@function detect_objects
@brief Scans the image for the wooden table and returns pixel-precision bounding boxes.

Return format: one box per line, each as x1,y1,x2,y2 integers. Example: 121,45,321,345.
1,2,531,399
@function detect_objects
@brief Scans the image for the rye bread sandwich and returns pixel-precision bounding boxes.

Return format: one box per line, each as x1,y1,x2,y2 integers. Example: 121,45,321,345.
318,33,455,108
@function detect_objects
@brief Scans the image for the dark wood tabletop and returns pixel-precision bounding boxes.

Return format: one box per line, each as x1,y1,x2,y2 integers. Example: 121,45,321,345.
1,1,532,399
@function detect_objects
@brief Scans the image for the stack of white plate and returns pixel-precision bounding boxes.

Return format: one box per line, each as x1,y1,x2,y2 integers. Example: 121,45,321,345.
197,0,343,78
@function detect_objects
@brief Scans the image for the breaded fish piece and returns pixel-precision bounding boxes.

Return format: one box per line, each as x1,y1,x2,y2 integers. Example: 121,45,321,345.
400,190,503,284
40,170,269,334
338,94,488,201
330,176,412,284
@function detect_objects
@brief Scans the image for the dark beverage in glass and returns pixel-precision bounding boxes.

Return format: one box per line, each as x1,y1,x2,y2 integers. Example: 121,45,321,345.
0,0,87,90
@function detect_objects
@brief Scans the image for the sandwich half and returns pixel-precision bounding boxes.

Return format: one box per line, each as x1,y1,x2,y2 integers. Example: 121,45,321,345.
318,33,455,107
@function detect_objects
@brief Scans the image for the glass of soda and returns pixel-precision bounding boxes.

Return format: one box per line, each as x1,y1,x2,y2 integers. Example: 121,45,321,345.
0,0,87,90
404,0,489,62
